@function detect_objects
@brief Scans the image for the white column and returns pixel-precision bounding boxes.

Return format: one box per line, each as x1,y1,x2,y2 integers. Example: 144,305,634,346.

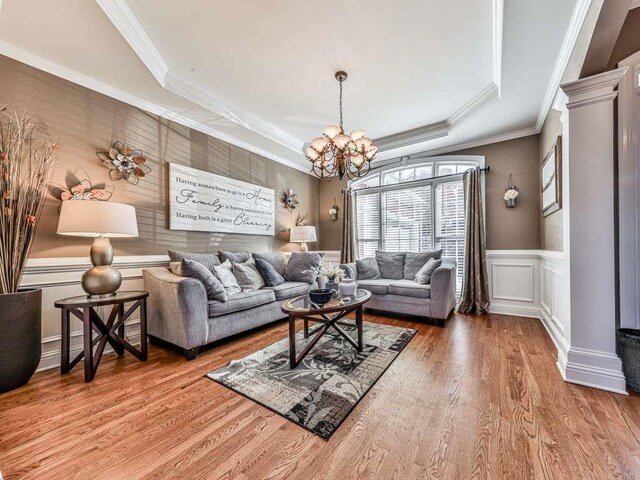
560,67,628,394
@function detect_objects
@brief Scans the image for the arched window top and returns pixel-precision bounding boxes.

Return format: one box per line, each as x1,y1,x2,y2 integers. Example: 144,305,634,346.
350,155,484,191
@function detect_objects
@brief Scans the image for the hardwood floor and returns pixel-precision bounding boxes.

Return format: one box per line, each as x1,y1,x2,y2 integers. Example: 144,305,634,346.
2,312,640,479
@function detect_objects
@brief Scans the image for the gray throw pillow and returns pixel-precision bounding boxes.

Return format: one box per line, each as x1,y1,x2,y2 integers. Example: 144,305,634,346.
404,250,443,279
168,250,221,271
252,252,288,276
284,252,324,284
375,251,406,280
233,258,266,291
414,258,442,285
356,257,381,280
181,259,227,302
219,251,251,264
211,260,242,295
255,258,285,287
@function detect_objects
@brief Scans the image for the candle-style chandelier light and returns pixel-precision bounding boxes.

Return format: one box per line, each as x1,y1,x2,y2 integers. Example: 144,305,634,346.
305,71,378,181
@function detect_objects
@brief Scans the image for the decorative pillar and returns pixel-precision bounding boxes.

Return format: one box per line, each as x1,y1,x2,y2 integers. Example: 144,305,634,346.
560,67,628,394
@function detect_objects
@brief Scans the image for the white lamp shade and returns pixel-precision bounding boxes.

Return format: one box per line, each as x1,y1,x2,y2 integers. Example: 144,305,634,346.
57,201,138,238
289,225,317,243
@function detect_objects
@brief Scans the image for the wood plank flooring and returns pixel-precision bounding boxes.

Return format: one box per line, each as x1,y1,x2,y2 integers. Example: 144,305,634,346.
2,312,640,479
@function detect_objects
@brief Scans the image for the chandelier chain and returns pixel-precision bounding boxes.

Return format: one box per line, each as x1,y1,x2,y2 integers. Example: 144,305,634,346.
339,78,344,129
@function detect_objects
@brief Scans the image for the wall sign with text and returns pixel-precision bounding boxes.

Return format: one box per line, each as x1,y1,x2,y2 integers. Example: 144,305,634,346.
169,163,275,236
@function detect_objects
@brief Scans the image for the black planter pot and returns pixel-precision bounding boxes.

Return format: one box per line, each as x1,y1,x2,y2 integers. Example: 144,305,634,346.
0,289,42,393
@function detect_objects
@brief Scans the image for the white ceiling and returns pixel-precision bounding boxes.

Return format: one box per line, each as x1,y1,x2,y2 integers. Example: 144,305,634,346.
0,0,581,172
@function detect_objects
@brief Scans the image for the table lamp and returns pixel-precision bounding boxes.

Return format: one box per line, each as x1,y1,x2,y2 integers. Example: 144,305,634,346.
290,225,317,252
57,201,138,297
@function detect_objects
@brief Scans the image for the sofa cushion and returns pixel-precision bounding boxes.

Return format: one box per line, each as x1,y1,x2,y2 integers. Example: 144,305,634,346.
356,257,381,280
403,250,443,279
414,258,442,285
263,281,311,300
255,258,285,287
388,279,431,298
284,252,324,283
375,251,405,280
253,252,288,276
233,258,266,291
208,289,276,317
211,260,242,295
358,279,395,295
168,250,221,271
219,251,251,264
181,259,227,302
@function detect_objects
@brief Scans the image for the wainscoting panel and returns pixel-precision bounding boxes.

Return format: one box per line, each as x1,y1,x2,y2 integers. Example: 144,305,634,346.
487,250,541,318
22,251,341,373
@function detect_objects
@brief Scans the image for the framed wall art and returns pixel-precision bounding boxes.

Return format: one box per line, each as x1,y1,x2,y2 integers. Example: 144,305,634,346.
541,135,562,217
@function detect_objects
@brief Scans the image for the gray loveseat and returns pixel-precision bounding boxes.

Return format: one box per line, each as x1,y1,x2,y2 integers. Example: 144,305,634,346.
340,253,456,327
143,251,315,360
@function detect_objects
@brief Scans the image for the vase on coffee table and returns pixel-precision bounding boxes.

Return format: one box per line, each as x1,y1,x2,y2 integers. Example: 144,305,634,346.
326,280,338,291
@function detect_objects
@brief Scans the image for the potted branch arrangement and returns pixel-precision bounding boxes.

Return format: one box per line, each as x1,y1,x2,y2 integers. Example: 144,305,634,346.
0,108,58,393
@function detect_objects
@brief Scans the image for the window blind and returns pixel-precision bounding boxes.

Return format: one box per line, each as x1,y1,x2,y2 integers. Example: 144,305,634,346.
382,186,433,253
356,193,380,259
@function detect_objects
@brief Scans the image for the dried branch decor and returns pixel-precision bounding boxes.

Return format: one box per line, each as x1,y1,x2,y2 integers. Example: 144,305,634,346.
0,108,58,294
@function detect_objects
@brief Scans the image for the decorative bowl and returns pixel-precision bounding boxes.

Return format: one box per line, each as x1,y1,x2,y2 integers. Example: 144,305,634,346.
309,289,333,305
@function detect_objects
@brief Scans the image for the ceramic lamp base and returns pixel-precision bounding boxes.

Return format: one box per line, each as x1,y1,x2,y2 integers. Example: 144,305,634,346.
81,237,122,297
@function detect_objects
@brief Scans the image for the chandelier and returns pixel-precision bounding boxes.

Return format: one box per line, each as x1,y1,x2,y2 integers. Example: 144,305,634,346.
305,71,378,181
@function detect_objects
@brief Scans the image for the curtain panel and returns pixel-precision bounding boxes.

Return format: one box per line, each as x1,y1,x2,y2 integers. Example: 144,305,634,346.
457,167,490,314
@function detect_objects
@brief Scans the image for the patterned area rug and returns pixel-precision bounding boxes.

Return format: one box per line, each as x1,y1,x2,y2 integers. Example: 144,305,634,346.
206,320,416,439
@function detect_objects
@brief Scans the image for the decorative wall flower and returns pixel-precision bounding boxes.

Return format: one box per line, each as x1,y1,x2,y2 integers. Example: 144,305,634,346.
295,213,310,226
329,197,339,221
58,179,112,201
282,188,299,212
96,141,151,185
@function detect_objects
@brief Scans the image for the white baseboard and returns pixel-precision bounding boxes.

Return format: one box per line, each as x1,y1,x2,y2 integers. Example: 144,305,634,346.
488,304,541,318
563,347,628,395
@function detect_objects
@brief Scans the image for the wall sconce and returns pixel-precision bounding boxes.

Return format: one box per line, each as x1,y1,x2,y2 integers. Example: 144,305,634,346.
329,197,340,221
504,173,518,208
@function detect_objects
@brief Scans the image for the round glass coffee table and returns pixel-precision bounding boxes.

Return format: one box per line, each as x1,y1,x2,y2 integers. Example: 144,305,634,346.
281,289,371,368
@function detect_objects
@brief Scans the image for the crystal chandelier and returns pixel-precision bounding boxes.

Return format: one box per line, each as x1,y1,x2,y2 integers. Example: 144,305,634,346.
305,71,377,181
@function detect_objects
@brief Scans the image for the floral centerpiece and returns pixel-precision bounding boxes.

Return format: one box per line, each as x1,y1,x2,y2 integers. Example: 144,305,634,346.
320,262,346,290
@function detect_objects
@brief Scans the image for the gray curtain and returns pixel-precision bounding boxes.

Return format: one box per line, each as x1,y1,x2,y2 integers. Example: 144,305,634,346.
457,167,490,314
340,189,358,263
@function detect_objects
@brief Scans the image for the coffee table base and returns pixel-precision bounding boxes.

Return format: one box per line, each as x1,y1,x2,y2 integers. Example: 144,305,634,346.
288,304,363,369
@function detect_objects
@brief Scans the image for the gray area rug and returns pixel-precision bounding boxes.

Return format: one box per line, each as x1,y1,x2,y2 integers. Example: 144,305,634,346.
206,320,416,439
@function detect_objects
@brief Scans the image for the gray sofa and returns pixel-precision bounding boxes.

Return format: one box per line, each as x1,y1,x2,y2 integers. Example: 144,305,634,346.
339,257,457,327
143,252,313,360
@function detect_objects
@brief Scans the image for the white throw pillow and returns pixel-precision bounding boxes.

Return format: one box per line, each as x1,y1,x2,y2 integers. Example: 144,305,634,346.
414,258,442,285
212,260,242,295
233,258,266,291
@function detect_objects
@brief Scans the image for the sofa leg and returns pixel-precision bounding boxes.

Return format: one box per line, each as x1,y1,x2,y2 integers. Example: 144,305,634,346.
435,318,445,327
148,335,162,346
183,347,199,361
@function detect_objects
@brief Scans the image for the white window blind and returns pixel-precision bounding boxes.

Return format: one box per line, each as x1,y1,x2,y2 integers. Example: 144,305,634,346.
382,186,433,252
353,160,478,293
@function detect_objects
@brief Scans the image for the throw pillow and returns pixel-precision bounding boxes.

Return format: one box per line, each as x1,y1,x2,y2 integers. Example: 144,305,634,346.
181,259,227,302
233,258,266,291
252,252,288,276
414,258,442,285
167,250,221,271
211,260,242,295
219,251,251,264
284,252,324,284
255,258,285,287
169,261,184,276
375,251,406,280
404,250,443,279
356,257,381,280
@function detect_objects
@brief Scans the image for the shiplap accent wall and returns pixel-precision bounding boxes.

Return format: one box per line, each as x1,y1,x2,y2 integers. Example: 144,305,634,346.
24,251,341,373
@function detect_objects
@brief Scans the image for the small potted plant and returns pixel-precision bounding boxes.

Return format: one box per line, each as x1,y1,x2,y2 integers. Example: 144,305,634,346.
0,108,58,393
320,262,346,291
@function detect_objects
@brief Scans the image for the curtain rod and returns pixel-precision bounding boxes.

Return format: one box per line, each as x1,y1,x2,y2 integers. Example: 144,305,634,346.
341,165,490,194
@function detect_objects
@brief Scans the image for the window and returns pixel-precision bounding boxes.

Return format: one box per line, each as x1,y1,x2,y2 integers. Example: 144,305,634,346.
352,158,480,292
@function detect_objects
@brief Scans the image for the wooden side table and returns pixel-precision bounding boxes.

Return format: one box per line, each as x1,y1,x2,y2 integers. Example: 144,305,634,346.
54,291,149,382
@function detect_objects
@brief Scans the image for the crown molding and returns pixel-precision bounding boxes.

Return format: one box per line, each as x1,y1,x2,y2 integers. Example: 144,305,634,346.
404,126,539,158
0,39,312,175
562,66,628,109
536,0,592,130
375,82,500,152
164,73,304,153
95,0,168,86
493,0,504,96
